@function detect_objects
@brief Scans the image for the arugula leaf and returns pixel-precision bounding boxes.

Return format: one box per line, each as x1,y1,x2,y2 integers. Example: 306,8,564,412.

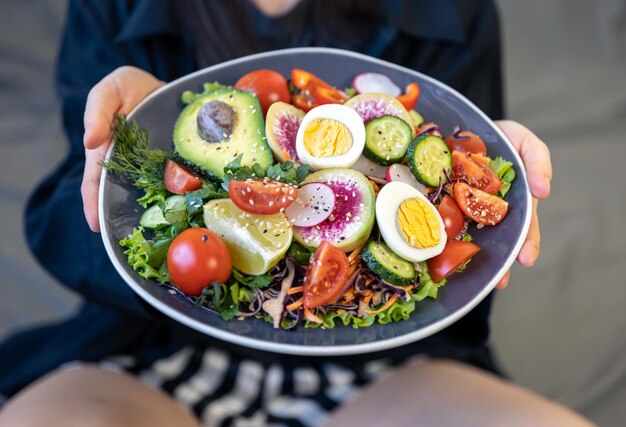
102,114,171,208
489,156,516,198
184,182,228,215
231,269,273,288
286,241,313,265
221,156,308,190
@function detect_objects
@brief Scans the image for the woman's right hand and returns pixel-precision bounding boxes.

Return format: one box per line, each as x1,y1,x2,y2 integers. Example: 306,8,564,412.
82,66,165,232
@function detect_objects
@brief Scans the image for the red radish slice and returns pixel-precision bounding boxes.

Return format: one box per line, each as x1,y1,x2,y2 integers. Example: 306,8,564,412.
351,155,388,180
352,73,402,97
285,182,336,227
386,164,428,195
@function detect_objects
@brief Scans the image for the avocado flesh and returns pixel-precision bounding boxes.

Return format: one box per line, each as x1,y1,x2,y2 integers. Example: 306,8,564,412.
173,88,272,179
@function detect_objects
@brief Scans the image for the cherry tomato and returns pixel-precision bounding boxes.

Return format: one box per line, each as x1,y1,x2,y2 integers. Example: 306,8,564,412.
396,82,420,111
164,159,202,195
453,182,508,226
438,195,466,239
228,178,298,215
234,69,290,115
445,129,487,156
291,69,348,112
427,239,480,283
452,151,502,195
416,122,443,138
303,241,350,309
167,228,232,296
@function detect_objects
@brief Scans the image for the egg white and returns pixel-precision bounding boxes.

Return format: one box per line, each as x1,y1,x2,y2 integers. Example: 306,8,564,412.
295,104,365,170
376,181,446,262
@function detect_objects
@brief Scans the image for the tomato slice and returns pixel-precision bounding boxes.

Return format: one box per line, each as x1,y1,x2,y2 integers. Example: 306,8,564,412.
427,239,480,283
416,122,443,138
164,159,203,195
167,228,232,296
451,151,502,195
453,182,508,225
445,128,487,156
228,178,298,215
314,86,350,105
234,69,290,115
438,195,466,239
396,82,420,111
303,241,350,309
291,69,334,92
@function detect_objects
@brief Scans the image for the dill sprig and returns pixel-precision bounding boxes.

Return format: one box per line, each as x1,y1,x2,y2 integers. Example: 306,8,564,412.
102,114,172,207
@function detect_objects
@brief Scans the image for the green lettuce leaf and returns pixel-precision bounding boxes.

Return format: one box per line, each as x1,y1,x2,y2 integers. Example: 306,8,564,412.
415,262,447,301
119,227,169,283
489,156,516,198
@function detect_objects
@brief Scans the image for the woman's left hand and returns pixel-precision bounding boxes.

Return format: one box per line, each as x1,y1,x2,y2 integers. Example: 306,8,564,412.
493,120,552,289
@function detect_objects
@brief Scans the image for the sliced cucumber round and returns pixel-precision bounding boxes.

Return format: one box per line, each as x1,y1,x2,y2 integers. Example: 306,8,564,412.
361,240,416,286
363,115,412,166
406,134,451,188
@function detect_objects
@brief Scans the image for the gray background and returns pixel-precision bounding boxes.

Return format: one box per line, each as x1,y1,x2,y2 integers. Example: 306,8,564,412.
1,1,625,425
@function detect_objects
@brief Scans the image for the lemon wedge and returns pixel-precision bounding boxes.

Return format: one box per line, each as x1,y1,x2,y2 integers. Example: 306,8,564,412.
203,199,293,275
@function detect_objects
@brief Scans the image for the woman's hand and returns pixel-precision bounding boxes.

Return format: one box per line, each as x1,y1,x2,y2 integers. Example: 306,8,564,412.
82,66,164,232
494,120,552,289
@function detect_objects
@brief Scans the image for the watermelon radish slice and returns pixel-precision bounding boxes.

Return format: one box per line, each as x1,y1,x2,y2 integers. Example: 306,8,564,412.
284,182,336,227
352,73,401,97
386,163,428,195
265,102,305,163
293,168,375,252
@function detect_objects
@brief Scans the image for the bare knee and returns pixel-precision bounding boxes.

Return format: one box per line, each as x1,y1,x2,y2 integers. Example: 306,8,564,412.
0,366,200,427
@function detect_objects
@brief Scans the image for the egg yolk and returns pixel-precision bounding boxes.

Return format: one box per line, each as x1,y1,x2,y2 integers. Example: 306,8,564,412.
397,198,441,249
303,118,353,158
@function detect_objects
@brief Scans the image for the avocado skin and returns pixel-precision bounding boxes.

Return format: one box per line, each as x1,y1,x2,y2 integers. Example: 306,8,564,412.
173,88,273,180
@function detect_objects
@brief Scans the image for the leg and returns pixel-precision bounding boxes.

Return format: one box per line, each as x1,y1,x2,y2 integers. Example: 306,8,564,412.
0,365,201,427
324,359,595,427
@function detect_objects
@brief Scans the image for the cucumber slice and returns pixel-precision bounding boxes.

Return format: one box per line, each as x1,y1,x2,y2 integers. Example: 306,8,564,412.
363,115,412,166
139,195,186,228
361,240,416,286
406,134,451,187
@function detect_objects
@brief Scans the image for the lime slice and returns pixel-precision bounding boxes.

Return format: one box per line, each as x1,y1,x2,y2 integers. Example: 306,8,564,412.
203,199,293,275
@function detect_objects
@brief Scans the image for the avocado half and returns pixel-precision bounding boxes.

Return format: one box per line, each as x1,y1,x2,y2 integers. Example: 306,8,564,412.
173,88,273,179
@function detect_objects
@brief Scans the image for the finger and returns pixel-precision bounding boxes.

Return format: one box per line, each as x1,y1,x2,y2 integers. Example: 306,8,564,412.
83,67,164,150
517,198,540,267
495,271,511,290
496,120,552,200
81,144,110,232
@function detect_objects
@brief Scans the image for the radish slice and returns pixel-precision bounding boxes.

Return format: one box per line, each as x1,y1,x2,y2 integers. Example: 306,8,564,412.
386,164,428,195
284,182,336,227
352,73,402,97
351,155,388,180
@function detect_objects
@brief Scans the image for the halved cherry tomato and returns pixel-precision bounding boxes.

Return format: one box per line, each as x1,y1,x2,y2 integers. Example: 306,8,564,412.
303,241,350,309
291,69,348,112
452,151,502,195
164,159,203,195
445,129,487,156
228,178,298,215
427,239,480,283
416,121,443,138
234,69,290,115
396,82,420,111
438,195,466,239
167,228,232,296
453,182,508,225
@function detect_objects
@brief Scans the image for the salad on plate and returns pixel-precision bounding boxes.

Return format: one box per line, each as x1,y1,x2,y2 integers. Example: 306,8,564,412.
104,68,516,330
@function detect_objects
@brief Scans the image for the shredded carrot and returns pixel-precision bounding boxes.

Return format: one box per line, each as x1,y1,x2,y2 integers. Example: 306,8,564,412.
286,297,303,311
304,307,323,324
403,285,413,292
348,243,366,264
369,179,381,195
287,285,303,295
342,286,355,301
366,294,399,315
363,292,374,304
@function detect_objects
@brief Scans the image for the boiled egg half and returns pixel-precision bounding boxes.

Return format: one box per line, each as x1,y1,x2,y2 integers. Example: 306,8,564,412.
295,104,365,170
376,181,446,262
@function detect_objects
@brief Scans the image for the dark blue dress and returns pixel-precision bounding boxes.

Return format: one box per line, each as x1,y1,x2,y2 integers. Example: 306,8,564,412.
1,0,505,421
